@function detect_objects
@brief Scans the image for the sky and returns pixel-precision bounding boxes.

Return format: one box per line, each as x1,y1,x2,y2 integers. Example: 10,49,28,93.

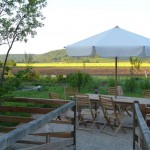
1,0,150,54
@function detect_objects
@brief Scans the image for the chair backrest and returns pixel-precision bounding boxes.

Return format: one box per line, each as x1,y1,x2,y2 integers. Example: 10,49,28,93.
64,87,78,100
108,87,118,96
49,92,60,99
108,86,124,96
99,95,116,117
117,86,124,96
142,89,150,98
75,94,94,117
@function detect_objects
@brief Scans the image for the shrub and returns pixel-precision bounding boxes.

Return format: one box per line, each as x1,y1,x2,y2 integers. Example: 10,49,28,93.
140,78,150,90
66,71,92,92
0,78,19,99
27,70,40,81
6,59,16,67
56,74,65,82
124,77,137,93
107,77,115,87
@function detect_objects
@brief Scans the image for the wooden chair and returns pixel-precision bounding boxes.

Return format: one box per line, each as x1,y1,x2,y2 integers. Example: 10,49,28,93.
64,87,78,100
75,94,100,131
108,86,132,116
117,86,124,96
99,95,126,136
108,87,119,95
49,92,61,99
108,86,124,96
142,89,150,98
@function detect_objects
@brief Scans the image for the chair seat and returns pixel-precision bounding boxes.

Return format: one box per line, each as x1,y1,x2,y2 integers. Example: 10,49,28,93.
106,113,125,120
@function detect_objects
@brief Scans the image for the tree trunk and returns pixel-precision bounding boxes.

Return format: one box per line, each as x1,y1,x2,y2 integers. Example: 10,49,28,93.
0,47,11,85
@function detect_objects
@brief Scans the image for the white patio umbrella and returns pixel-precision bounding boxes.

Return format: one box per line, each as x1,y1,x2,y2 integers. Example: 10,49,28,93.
65,26,150,97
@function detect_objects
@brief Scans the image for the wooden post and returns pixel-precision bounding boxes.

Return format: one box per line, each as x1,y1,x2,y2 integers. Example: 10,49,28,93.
133,101,138,149
73,104,76,150
115,57,118,98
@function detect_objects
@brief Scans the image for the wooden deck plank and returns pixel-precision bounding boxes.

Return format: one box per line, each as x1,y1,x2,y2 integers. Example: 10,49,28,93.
16,140,45,145
0,126,16,133
51,119,72,125
5,97,70,105
30,131,73,138
0,115,34,123
0,106,54,114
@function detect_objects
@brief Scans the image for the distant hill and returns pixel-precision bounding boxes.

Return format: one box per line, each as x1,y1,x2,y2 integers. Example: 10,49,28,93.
0,49,68,63
1,49,148,63
0,49,113,63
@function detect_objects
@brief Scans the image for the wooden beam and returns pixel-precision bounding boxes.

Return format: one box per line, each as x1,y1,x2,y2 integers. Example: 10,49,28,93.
5,97,70,105
145,107,150,114
0,126,16,133
30,131,73,138
51,120,72,125
0,115,34,123
0,101,75,150
23,139,73,150
16,140,45,145
0,106,54,114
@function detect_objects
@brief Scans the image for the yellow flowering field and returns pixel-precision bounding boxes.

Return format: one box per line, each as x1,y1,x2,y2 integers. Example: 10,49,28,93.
16,62,150,67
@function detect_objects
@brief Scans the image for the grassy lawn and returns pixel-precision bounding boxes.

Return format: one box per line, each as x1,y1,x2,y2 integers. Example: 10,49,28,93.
13,85,65,99
11,75,144,99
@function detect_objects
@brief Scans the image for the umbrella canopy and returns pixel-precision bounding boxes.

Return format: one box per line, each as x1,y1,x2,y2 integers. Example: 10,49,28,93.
65,26,150,96
66,26,150,58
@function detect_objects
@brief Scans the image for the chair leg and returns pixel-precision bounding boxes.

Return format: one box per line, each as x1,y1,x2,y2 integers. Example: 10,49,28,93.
113,125,121,136
121,126,126,133
90,115,100,131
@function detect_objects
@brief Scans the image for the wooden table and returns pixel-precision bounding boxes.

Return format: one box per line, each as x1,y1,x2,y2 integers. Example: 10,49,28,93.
88,94,150,105
89,94,150,120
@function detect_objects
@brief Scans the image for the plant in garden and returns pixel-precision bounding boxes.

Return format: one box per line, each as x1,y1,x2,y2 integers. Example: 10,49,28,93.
0,77,22,99
81,72,93,91
129,57,142,76
83,61,86,71
140,77,150,90
27,70,40,81
0,0,47,84
6,59,16,67
56,74,65,83
66,71,92,92
124,77,137,93
107,77,115,87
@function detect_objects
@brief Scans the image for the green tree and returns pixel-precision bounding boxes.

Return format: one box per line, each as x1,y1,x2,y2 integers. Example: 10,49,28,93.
129,57,142,76
0,0,47,83
24,52,33,64
0,60,3,66
6,59,16,67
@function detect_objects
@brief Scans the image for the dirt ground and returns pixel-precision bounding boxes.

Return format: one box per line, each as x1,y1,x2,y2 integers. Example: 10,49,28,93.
2,67,150,76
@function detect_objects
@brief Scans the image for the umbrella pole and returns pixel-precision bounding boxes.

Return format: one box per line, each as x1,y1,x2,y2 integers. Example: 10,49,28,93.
115,57,118,98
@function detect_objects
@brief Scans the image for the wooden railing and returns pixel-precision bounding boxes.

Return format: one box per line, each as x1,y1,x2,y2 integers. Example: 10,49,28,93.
0,97,76,150
133,101,150,150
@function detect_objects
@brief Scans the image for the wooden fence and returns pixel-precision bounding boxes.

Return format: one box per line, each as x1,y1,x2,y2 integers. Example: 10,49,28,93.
133,101,150,150
0,97,76,150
